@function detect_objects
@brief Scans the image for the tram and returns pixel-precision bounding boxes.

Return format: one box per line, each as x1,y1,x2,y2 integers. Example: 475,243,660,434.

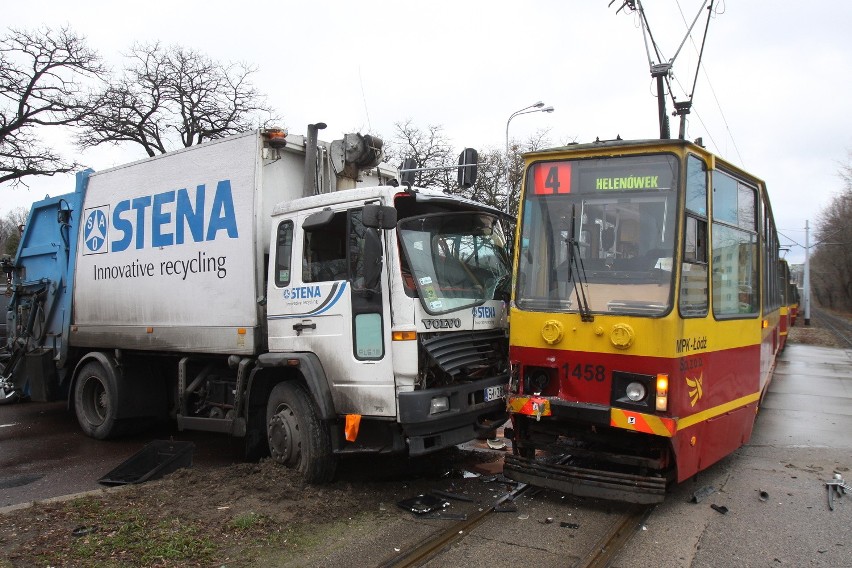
503,138,785,503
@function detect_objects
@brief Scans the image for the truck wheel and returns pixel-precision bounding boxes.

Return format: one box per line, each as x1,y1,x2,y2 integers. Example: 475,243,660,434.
266,381,336,483
74,362,119,440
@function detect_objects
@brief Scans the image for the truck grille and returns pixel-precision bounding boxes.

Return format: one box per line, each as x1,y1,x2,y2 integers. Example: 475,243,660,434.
420,329,507,380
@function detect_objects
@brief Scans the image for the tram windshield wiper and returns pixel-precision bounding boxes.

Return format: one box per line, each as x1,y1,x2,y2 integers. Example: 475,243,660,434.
565,204,594,322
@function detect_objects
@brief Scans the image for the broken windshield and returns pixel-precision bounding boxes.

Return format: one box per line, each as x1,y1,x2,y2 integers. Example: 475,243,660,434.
516,153,679,316
397,212,511,315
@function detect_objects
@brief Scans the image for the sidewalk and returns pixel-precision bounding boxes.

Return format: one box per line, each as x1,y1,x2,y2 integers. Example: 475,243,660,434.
621,344,852,567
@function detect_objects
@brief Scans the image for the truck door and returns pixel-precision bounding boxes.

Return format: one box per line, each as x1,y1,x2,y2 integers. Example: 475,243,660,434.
267,207,395,418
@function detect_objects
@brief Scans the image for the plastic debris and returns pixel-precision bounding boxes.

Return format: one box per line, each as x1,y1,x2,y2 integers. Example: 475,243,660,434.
431,489,473,503
397,494,449,514
494,501,518,513
71,526,98,537
690,485,716,503
421,512,467,521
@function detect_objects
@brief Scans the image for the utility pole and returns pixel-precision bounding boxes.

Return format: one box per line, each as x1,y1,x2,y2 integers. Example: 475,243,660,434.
804,220,811,326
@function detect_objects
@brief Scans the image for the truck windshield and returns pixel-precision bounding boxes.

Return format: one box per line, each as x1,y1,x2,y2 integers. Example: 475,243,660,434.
398,212,511,315
516,154,679,316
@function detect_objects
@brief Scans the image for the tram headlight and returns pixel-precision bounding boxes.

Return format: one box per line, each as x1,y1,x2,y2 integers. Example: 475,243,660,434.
611,371,653,411
625,382,646,402
523,367,553,395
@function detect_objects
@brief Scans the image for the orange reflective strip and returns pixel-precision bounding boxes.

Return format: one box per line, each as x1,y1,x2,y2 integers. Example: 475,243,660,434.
610,408,676,437
507,396,552,417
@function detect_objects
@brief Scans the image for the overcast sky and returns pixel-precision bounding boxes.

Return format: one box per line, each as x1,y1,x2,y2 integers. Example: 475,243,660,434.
3,1,851,263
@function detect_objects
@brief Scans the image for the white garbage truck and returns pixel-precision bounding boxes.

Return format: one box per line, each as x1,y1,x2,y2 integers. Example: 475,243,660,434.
1,127,512,481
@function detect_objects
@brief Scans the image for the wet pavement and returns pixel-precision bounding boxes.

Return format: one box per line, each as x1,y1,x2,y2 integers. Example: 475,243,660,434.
623,343,852,568
0,400,244,508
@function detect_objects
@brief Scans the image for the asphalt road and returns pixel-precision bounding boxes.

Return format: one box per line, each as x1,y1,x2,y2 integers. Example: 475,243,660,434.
0,399,244,508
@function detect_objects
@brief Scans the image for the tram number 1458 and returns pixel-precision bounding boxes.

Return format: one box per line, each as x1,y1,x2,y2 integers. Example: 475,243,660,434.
563,363,607,382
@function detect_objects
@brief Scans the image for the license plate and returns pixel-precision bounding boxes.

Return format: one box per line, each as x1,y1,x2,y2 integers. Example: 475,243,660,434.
483,384,505,402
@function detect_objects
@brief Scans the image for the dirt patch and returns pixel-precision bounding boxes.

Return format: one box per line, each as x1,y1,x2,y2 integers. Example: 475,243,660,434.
0,447,504,567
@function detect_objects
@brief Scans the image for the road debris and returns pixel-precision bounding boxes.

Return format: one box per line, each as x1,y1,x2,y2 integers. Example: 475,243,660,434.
826,473,851,511
397,494,449,514
690,485,716,503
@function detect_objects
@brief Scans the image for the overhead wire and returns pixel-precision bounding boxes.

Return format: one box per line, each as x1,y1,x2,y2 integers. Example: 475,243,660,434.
674,0,745,164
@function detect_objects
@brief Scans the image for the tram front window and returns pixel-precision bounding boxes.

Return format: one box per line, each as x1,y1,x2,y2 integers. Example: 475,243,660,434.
517,154,678,316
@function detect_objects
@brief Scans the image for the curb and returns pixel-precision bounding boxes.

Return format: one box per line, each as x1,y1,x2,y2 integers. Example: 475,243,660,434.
0,484,130,515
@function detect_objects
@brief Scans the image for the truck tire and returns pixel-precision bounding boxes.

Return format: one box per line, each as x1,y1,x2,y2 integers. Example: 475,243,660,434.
74,361,119,439
266,381,336,483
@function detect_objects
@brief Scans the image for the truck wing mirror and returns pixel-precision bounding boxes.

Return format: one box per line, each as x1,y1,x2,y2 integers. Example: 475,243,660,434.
303,209,335,231
457,148,478,188
399,158,417,188
362,204,397,230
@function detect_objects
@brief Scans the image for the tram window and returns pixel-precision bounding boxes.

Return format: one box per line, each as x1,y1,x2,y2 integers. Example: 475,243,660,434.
711,224,758,317
680,215,708,317
685,155,707,215
683,216,707,263
712,170,757,230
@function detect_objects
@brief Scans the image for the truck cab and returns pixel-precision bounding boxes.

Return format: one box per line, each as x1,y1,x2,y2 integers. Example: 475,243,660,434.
258,186,511,479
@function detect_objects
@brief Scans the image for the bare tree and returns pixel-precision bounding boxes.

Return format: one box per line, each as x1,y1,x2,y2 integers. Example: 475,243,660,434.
384,120,456,192
810,182,852,310
0,26,104,186
0,207,29,256
77,43,277,156
384,121,554,216
502,130,553,216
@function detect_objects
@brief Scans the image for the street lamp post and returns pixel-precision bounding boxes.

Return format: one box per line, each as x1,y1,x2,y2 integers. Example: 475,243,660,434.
504,101,555,214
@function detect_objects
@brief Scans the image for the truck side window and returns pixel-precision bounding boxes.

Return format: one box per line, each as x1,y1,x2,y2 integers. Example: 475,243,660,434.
274,220,293,287
303,211,348,282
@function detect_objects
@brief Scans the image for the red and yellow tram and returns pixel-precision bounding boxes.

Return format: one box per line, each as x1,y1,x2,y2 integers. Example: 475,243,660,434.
504,138,785,503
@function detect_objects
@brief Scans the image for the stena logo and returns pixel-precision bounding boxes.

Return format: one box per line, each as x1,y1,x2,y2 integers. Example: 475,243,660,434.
472,306,496,319
88,180,239,255
83,207,109,254
422,318,462,330
283,286,322,300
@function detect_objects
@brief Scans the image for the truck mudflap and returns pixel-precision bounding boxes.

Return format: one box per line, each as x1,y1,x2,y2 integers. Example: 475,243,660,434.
503,453,667,504
397,374,509,456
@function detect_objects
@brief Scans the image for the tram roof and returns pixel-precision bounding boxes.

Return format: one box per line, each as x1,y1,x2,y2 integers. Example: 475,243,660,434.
524,137,700,157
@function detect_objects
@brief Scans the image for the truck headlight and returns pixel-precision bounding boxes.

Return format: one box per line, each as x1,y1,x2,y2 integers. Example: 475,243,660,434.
430,396,449,414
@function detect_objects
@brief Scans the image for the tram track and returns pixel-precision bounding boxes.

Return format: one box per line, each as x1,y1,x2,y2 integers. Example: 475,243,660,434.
377,482,533,568
572,504,654,568
809,306,852,348
378,479,653,568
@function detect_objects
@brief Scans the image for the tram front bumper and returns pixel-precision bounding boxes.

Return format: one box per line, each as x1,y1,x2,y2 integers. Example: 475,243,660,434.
503,453,667,504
